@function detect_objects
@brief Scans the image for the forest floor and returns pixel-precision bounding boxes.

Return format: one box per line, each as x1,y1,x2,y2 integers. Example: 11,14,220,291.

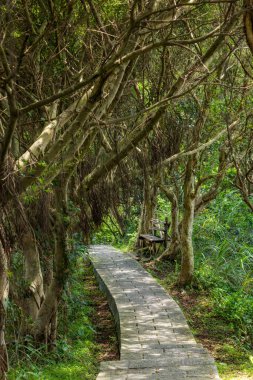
7,259,118,380
85,261,119,364
144,260,253,380
8,251,251,380
90,252,253,380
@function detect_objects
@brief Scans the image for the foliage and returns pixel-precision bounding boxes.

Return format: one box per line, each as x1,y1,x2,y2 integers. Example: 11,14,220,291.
100,186,253,379
156,195,172,221
193,190,253,346
92,207,139,249
2,0,253,378
8,239,98,380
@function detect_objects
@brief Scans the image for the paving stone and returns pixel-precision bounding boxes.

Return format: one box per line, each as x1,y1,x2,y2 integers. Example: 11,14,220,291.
97,371,128,380
89,245,220,380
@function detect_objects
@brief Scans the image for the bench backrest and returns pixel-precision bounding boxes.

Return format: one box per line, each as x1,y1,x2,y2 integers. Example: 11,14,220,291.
149,218,170,238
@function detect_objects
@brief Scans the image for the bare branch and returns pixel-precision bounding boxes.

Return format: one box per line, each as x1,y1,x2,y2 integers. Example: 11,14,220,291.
161,120,239,167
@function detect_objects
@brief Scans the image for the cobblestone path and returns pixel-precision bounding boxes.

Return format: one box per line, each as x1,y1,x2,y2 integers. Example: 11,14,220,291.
88,245,220,380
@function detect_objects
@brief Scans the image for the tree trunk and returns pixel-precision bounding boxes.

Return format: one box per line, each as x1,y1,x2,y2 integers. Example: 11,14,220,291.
178,158,195,286
33,183,69,342
48,301,58,350
157,186,180,261
135,169,157,248
20,229,44,335
178,101,207,285
0,241,9,380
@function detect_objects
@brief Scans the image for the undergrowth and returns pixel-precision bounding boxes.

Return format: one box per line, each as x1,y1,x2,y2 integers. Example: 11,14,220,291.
91,189,253,379
193,191,253,348
147,190,253,380
7,240,99,380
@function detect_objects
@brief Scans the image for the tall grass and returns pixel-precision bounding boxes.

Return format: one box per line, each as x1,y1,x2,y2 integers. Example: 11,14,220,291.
193,190,253,346
7,237,99,380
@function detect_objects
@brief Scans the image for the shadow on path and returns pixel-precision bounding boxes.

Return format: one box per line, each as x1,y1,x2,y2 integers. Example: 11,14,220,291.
89,245,220,380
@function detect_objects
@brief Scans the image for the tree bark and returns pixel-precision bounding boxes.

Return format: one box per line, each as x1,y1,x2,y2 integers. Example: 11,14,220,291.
48,301,58,349
135,167,157,248
33,182,69,342
156,186,180,261
244,0,253,54
178,158,195,286
20,229,44,335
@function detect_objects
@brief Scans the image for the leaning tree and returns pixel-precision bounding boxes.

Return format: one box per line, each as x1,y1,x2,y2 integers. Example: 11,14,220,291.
0,1,248,377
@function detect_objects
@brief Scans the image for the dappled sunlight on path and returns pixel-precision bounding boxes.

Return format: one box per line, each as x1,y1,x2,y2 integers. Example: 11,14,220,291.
89,245,220,380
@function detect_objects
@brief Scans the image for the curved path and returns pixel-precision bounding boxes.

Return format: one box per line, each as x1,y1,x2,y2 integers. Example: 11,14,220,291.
89,245,220,380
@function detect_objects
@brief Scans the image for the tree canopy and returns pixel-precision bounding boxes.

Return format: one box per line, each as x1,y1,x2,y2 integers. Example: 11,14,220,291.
1,1,253,378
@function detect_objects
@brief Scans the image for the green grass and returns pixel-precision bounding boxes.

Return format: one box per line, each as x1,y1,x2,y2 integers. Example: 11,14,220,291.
8,255,99,380
8,341,97,380
217,343,253,378
91,189,253,379
146,260,253,380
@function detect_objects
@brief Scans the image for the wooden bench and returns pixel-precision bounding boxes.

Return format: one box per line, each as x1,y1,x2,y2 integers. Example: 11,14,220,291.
138,218,170,255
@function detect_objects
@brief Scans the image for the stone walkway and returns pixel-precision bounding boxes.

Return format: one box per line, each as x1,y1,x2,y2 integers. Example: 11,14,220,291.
88,245,220,380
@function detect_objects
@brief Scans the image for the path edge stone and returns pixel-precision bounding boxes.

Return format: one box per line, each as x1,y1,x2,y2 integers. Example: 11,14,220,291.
88,253,122,348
